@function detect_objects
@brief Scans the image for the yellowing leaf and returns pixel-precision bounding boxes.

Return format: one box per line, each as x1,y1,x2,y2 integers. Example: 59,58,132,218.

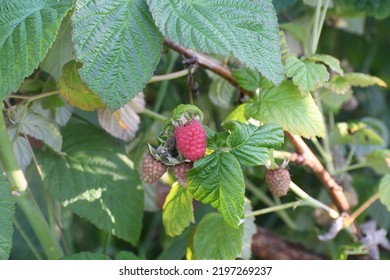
162,182,194,237
344,73,387,88
60,61,105,111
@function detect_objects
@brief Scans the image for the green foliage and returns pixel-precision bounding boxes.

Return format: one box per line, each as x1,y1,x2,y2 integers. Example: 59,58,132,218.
61,252,111,260
0,173,15,260
192,213,244,260
320,90,352,113
224,121,284,166
59,61,105,111
172,104,204,122
245,81,325,138
163,183,194,237
285,56,330,93
365,150,390,175
36,124,144,245
0,0,73,100
330,122,384,146
147,0,284,85
1,0,390,261
72,0,163,111
232,69,262,92
40,14,74,81
208,73,235,108
224,104,248,123
334,0,390,19
15,109,62,152
379,175,390,211
188,152,245,228
324,76,351,95
305,54,344,75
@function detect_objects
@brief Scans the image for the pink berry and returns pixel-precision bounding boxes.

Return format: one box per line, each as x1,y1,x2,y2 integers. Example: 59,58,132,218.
174,120,206,161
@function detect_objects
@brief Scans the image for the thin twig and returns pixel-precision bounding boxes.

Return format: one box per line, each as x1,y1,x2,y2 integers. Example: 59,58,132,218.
148,69,189,83
9,90,61,101
345,192,380,227
245,200,305,218
285,132,350,213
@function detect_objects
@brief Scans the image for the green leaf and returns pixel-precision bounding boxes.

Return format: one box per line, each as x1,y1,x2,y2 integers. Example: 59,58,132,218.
223,104,248,124
304,54,344,75
344,73,387,88
379,175,390,212
162,183,194,237
40,14,74,81
115,251,141,260
61,252,110,260
0,173,15,260
232,68,262,93
36,124,144,245
330,122,384,146
193,213,244,260
0,0,73,100
72,0,163,111
245,81,325,138
285,56,330,93
366,150,390,175
60,60,106,111
187,153,245,228
147,0,284,85
19,109,62,152
224,121,284,166
208,73,235,108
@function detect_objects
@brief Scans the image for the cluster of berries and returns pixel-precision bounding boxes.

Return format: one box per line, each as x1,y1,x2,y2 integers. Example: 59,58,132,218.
141,119,207,186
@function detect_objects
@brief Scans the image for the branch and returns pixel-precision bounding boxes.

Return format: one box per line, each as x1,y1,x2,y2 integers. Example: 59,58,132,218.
285,133,350,212
252,227,323,259
164,39,253,96
164,39,351,214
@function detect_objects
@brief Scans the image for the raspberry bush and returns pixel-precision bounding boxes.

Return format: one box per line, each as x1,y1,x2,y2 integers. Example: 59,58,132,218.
0,0,390,262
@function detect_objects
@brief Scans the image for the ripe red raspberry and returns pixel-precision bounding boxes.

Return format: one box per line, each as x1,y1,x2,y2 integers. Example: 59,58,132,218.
265,168,291,197
172,162,193,186
141,154,167,184
174,120,206,161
